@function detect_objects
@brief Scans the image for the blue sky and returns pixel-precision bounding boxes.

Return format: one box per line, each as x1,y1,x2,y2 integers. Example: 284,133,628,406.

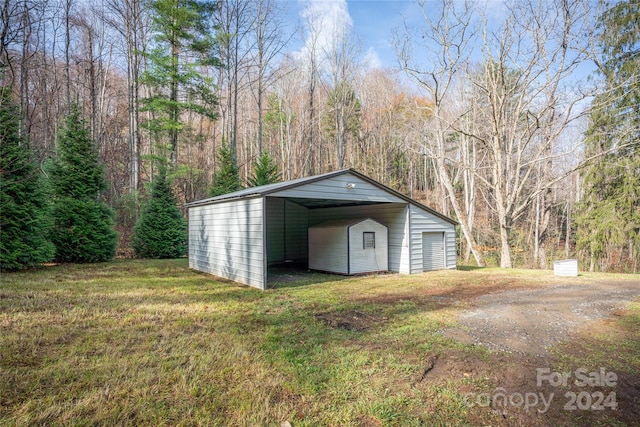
288,0,417,69
286,0,514,69
344,0,414,67
286,0,597,85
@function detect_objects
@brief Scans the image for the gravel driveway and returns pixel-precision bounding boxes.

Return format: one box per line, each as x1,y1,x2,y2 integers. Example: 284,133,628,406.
444,279,639,355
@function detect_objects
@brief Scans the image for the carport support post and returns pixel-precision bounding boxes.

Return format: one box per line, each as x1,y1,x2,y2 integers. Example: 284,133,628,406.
456,224,460,263
261,196,268,290
407,205,412,273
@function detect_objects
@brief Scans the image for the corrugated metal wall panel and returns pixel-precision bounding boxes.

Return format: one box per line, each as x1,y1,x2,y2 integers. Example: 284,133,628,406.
271,174,405,203
308,203,409,273
265,198,309,264
265,198,285,263
409,205,457,273
188,197,265,289
284,200,308,260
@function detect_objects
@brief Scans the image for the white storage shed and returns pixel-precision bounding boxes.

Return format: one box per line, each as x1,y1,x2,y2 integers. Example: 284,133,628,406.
187,168,457,290
309,218,388,275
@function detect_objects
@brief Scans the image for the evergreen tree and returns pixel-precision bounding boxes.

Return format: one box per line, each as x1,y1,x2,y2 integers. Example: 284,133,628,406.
47,107,117,263
141,0,220,169
132,166,187,258
248,150,280,187
575,0,640,272
0,87,55,270
209,144,242,196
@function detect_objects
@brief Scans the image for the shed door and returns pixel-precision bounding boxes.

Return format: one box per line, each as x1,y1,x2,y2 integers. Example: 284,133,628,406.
422,232,445,271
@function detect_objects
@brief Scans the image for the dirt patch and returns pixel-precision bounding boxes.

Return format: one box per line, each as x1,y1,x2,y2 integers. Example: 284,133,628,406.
417,345,640,426
443,280,639,356
356,415,383,427
415,353,438,384
355,279,537,309
315,310,384,331
422,278,640,426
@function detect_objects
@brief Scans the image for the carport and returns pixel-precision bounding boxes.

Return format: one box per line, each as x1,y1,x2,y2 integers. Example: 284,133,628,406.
187,169,457,290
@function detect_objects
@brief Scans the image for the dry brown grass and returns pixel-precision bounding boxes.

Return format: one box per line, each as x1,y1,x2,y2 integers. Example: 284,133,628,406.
0,260,637,426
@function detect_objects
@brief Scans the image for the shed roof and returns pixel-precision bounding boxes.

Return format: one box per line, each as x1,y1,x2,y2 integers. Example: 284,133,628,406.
187,168,457,225
310,218,384,229
187,169,348,206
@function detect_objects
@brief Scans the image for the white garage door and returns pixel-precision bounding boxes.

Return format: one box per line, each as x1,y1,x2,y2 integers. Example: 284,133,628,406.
422,232,445,271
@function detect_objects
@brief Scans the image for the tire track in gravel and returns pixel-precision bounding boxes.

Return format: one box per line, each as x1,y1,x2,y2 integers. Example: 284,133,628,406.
443,279,639,355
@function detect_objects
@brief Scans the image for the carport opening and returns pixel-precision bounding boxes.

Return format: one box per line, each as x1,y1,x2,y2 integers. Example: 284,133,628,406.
264,196,404,287
267,260,332,287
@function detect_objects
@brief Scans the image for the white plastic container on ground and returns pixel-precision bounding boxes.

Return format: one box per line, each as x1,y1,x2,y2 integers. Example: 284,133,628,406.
554,259,578,277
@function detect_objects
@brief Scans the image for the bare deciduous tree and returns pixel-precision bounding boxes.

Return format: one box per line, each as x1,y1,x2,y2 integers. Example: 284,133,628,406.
458,0,594,267
323,16,361,170
398,0,595,268
103,0,146,192
247,0,290,155
396,0,487,267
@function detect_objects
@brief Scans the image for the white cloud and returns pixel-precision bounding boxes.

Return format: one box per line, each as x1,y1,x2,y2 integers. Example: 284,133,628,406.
364,46,381,69
296,0,353,62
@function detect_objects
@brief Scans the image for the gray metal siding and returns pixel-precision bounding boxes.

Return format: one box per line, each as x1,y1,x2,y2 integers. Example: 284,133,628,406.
271,174,405,203
188,197,265,289
308,203,410,274
348,220,389,274
284,200,308,260
265,198,285,263
409,205,457,273
265,198,308,264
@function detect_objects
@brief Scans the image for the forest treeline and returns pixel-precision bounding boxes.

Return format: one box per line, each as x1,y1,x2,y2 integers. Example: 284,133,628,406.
1,0,638,272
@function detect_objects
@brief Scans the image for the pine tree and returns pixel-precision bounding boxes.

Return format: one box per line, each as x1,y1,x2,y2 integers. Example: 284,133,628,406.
248,150,280,187
47,107,117,263
0,87,55,271
209,144,242,196
141,0,220,169
575,0,640,272
132,166,187,258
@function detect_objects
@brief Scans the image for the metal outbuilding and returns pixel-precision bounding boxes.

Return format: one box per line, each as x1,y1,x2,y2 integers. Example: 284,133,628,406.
187,168,457,290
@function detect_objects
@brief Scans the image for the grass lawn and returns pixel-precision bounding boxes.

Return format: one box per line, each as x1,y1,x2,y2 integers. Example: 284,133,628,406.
1,259,638,426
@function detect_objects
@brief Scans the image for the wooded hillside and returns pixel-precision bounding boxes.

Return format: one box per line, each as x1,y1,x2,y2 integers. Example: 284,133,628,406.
1,0,638,271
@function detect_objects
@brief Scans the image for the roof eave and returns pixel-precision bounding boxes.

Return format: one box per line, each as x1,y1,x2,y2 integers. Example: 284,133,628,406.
186,193,263,208
186,169,352,208
259,168,351,196
185,168,458,226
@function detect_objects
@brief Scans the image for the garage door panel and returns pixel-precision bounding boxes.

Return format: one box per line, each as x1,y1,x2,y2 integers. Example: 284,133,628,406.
423,232,444,271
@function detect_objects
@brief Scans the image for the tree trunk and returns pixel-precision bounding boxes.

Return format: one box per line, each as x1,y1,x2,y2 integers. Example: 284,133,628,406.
19,2,31,137
87,25,97,141
564,201,571,258
435,154,486,267
170,30,178,168
306,59,316,175
65,0,72,113
537,189,552,269
257,65,263,155
534,194,540,266
499,218,513,268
